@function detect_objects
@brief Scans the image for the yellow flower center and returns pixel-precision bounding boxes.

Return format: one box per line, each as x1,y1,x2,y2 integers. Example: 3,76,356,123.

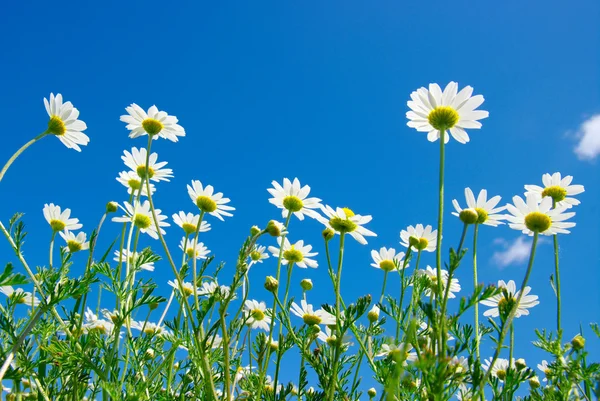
475,208,489,224
379,259,396,272
283,246,304,263
541,186,567,203
498,296,516,319
415,238,429,251
251,309,265,321
134,214,152,229
91,325,108,335
459,209,478,225
329,208,357,233
496,369,506,381
282,195,304,212
141,118,164,136
136,165,155,180
427,106,459,131
182,285,194,296
196,196,217,213
47,115,67,136
250,250,262,261
143,327,158,335
128,179,142,190
326,335,339,346
524,211,552,233
67,240,82,253
186,247,197,259
303,313,322,325
182,223,197,235
49,219,66,232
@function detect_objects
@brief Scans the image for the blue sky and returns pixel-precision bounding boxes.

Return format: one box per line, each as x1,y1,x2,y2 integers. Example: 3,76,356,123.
1,0,598,394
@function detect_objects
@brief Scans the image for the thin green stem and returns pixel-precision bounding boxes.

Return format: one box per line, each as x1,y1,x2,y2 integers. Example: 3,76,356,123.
473,223,481,361
327,232,346,401
0,131,48,186
552,201,562,336
436,129,446,356
191,211,206,312
49,231,56,268
379,271,389,304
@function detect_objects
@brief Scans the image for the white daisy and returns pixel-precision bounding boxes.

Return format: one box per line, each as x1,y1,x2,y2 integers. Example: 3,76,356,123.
290,300,335,326
44,93,89,151
122,148,173,182
524,172,585,209
370,247,407,272
131,321,169,337
198,282,233,300
116,171,156,197
172,212,211,235
406,82,489,144
234,366,253,382
480,280,539,319
179,237,210,260
318,205,376,245
0,286,40,307
111,200,170,240
43,203,82,232
244,300,272,331
418,266,461,299
59,231,89,253
537,360,550,382
267,237,318,268
399,224,437,252
187,180,235,221
120,104,185,142
249,245,269,267
504,194,576,236
82,308,114,335
376,343,417,365
167,280,199,297
483,358,514,382
317,326,353,347
267,178,322,221
113,249,155,271
452,188,505,226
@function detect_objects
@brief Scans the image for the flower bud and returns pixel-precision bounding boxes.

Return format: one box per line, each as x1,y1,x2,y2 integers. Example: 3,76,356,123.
459,208,478,225
515,358,527,370
571,334,585,351
250,225,261,236
266,220,285,237
149,302,159,310
322,228,335,241
367,305,380,323
106,201,118,213
264,276,278,292
145,348,155,360
309,324,321,336
300,279,313,291
269,340,279,351
367,388,377,398
529,376,540,389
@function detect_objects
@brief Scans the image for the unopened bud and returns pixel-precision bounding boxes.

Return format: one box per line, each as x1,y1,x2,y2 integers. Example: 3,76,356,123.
309,324,321,336
571,334,585,351
264,276,278,292
269,341,279,351
300,279,313,291
145,349,155,359
515,358,527,370
322,228,335,241
106,201,118,213
459,208,478,225
149,302,159,310
529,376,540,389
266,220,285,237
367,388,377,398
250,226,261,236
367,305,380,323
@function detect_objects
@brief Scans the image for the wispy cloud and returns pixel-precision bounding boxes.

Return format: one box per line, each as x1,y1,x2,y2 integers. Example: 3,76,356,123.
573,114,600,161
491,237,547,268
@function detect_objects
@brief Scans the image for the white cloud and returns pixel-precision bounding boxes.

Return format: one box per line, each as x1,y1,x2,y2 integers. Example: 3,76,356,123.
574,114,600,161
492,237,547,268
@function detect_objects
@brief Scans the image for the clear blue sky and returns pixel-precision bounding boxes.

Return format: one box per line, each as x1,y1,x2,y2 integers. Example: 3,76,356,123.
1,0,598,393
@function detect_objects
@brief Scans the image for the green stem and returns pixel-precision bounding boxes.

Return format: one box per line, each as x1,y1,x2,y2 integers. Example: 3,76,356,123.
327,232,346,401
436,129,446,356
509,324,514,365
273,262,294,397
191,211,206,312
0,131,48,186
473,223,481,361
49,231,56,268
379,271,389,304
552,199,562,336
404,250,422,324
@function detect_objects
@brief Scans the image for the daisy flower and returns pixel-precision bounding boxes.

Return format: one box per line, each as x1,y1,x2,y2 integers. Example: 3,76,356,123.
59,231,89,253
249,245,269,267
483,358,514,382
44,93,89,151
172,212,211,235
399,224,437,252
290,300,335,326
168,280,199,297
116,171,156,197
244,300,272,331
267,178,322,221
179,237,210,260
131,321,169,336
318,205,376,245
187,180,235,221
43,203,82,232
317,326,353,347
406,82,488,144
122,148,173,182
452,188,505,226
120,104,185,142
418,266,461,299
537,360,550,382
82,308,114,335
480,280,539,319
113,249,155,271
376,343,417,365
0,286,40,307
112,200,170,239
524,172,585,209
504,195,575,236
370,247,407,272
198,282,233,300
268,237,318,268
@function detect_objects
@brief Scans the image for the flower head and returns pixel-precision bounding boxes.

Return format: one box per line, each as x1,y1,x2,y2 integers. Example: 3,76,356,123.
122,148,173,182
267,178,322,220
198,282,233,300
537,360,550,382
43,203,82,232
44,93,89,151
504,195,575,236
113,249,155,271
120,104,185,142
483,358,514,382
400,224,437,252
82,308,115,335
406,82,488,144
111,200,169,239
59,231,89,253
418,266,461,299
370,247,407,272
376,343,417,365
318,205,376,245
452,188,505,226
244,300,272,331
0,286,40,307
172,212,211,235
116,171,156,197
480,280,539,319
168,280,199,297
317,326,353,347
187,180,234,221
268,237,318,268
290,300,335,326
524,172,585,209
179,237,210,260
249,245,269,267
131,321,169,337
